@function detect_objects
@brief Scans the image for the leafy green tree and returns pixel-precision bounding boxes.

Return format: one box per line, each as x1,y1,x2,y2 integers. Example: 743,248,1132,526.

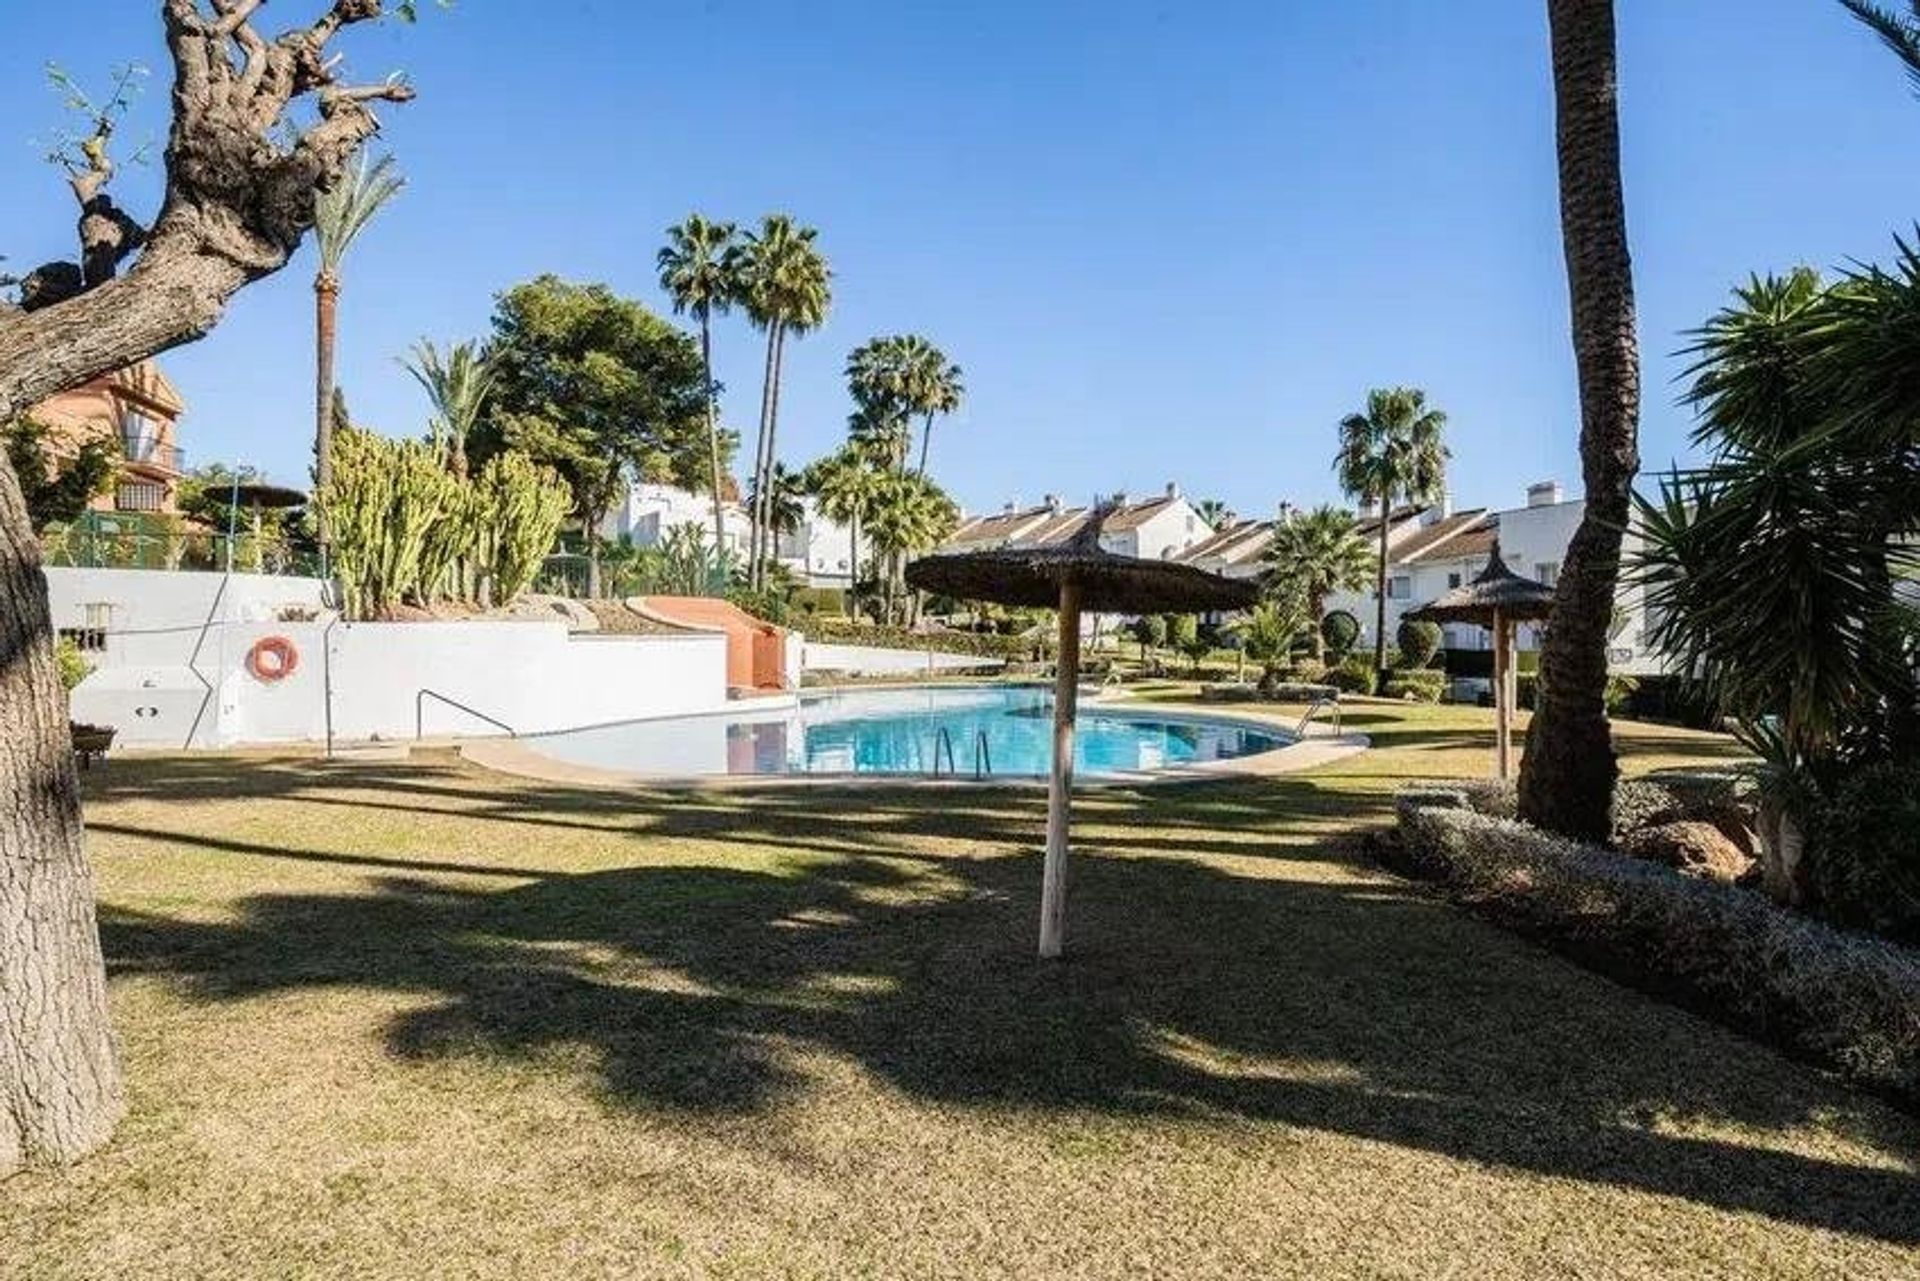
1237,595,1309,683
845,334,965,476
314,152,404,518
658,214,741,555
2,418,116,530
1335,387,1448,674
401,339,495,478
477,276,716,598
733,215,831,587
1519,0,1645,841
1263,505,1374,661
805,446,881,620
1129,613,1168,662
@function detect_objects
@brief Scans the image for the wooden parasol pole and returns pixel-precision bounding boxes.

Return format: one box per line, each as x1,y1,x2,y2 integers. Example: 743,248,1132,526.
1493,609,1513,779
1039,579,1082,959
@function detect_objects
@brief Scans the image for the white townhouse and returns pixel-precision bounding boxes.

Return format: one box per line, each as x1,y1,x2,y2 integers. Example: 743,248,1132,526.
601,483,856,589
942,484,1210,562
1323,480,1665,675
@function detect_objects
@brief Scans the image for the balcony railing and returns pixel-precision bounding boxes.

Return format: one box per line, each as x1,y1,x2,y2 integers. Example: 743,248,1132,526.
40,512,321,577
119,439,185,474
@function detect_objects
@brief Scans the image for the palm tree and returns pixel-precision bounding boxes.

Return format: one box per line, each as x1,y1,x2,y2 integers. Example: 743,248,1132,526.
313,151,404,533
1195,498,1235,529
1516,0,1642,842
1263,505,1375,661
747,461,807,570
1841,2,1920,92
844,334,963,475
866,470,958,624
806,446,881,619
658,215,740,555
1334,387,1448,673
400,339,495,478
733,214,831,587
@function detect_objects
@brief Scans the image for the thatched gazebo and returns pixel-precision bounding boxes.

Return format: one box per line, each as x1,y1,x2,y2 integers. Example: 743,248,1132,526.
225,481,307,574
906,514,1258,959
1404,542,1555,779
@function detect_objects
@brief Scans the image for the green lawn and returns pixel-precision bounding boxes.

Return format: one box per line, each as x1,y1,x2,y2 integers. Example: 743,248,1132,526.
4,699,1917,1278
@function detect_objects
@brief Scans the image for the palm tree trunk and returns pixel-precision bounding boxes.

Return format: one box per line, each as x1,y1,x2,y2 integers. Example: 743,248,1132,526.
700,313,728,560
917,412,934,477
1310,589,1326,663
749,321,780,587
1517,0,1641,842
313,274,339,551
847,511,861,620
0,459,124,1176
758,323,790,590
1374,496,1390,677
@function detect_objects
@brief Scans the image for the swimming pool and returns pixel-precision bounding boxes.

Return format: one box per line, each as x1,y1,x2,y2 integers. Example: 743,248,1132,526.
522,684,1293,779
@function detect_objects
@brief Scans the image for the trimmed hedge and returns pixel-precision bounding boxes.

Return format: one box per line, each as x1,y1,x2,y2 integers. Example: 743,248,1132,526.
1392,795,1920,1104
1381,670,1446,703
804,617,1044,661
1443,647,1541,679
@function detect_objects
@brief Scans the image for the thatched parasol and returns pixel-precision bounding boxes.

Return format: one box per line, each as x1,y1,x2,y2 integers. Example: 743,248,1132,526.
1405,541,1555,779
224,481,307,574
906,512,1258,959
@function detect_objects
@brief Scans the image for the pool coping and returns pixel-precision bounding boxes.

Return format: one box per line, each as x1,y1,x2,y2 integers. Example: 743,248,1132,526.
457,688,1369,790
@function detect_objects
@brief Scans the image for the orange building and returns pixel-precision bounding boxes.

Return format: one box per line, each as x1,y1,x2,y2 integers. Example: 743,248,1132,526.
29,360,187,514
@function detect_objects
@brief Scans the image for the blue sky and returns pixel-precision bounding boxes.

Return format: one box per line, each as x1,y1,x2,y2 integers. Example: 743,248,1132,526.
4,1,1919,518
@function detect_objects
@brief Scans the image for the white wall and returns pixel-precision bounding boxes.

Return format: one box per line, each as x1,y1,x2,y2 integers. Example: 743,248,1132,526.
802,641,1005,677
50,567,734,748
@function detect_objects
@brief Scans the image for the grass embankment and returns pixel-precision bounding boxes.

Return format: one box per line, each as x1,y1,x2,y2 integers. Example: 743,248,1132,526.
5,699,1917,1278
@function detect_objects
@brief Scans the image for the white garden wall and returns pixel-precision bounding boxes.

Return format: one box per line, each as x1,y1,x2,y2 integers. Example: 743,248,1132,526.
802,641,1004,677
50,568,732,749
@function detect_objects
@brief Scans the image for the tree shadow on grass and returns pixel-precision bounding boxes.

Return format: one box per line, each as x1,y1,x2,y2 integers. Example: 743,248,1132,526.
97,819,1920,1245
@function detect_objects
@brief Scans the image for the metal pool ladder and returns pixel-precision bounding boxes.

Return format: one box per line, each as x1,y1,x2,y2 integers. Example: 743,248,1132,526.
932,726,958,777
1296,696,1342,739
973,729,992,779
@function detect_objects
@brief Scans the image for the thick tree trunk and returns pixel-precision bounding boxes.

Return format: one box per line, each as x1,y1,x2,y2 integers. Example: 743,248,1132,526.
1374,499,1390,676
314,273,339,546
700,316,727,560
1309,589,1326,663
1517,0,1641,841
0,457,123,1177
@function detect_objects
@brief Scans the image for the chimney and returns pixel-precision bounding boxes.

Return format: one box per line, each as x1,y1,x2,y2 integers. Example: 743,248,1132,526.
1276,500,1297,524
1044,493,1060,512
1003,498,1018,515
1424,491,1453,524
1527,480,1562,508
1110,489,1129,507
1165,481,1181,500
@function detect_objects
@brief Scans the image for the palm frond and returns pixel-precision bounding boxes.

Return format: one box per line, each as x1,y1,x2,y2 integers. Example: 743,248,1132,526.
315,151,404,273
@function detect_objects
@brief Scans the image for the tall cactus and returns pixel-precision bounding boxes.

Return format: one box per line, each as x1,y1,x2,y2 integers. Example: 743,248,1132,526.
476,451,571,606
318,429,458,619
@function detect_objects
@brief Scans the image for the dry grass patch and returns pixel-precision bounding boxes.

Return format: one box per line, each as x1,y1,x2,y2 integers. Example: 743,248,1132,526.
1,699,1916,1278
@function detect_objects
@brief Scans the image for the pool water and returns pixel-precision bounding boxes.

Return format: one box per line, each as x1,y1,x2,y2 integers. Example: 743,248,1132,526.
524,685,1292,778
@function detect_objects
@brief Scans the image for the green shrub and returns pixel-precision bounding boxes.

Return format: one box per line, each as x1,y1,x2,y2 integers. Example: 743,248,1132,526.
1393,798,1920,1105
805,616,1042,661
1284,659,1329,684
1807,762,1920,945
727,585,792,626
1381,670,1446,702
55,637,92,694
791,586,847,618
1320,610,1360,658
1395,619,1443,669
1327,654,1378,695
1443,647,1542,679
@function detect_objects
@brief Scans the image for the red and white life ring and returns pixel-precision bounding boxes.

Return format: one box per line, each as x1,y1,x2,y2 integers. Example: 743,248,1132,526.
247,635,299,682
